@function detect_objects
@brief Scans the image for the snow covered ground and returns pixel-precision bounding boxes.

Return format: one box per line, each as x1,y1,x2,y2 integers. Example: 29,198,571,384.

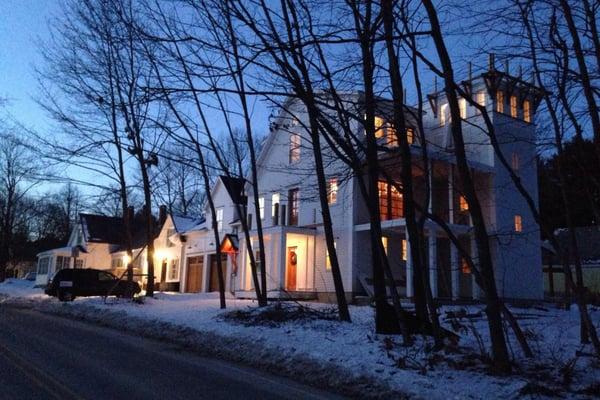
1,279,598,399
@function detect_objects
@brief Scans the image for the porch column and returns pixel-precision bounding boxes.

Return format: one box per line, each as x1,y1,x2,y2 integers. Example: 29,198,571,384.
471,234,481,299
405,233,413,298
201,253,210,292
429,231,438,298
451,243,459,300
279,229,287,291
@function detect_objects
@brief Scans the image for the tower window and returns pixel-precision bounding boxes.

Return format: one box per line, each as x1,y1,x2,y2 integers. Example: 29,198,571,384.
514,215,522,232
523,100,531,123
496,91,504,113
510,95,518,118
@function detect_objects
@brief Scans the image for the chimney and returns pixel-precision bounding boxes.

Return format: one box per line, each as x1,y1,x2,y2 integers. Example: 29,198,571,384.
159,205,167,226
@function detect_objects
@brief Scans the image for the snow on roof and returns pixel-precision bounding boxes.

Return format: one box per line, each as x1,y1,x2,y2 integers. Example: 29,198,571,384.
171,214,206,233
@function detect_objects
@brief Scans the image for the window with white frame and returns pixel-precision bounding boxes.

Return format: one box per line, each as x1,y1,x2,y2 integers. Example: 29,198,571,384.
166,228,176,247
170,258,179,280
37,257,50,274
258,197,265,219
216,207,224,231
56,256,69,271
289,133,301,163
477,91,486,110
327,178,338,205
271,193,280,218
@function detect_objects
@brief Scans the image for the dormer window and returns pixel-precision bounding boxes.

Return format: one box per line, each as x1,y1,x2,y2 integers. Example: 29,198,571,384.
289,133,301,163
496,91,505,113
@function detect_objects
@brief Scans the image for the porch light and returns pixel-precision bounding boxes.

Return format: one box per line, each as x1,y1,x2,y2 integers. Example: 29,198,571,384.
123,255,131,265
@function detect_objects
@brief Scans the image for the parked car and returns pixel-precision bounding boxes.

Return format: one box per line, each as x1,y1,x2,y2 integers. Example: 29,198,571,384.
23,272,36,281
45,268,141,301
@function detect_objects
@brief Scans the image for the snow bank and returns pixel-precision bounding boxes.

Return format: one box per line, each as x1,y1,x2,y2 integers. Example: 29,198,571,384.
1,281,598,399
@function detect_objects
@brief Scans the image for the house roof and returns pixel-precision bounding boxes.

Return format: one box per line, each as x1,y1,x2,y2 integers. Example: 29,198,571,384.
219,175,247,205
172,214,204,233
80,213,126,244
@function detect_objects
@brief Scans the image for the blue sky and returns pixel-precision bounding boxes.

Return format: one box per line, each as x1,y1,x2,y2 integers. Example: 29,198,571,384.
0,0,60,131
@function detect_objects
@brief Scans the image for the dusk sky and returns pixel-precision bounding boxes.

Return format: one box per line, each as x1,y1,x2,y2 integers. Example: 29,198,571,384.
0,0,59,130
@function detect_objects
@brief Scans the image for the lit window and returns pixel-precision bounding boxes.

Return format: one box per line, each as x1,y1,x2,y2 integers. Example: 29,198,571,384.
258,197,265,219
74,259,84,269
289,133,301,163
477,91,486,109
459,98,467,119
459,195,469,212
510,95,518,118
381,236,388,255
271,193,280,217
386,123,398,146
401,239,407,261
327,178,338,205
216,207,223,231
326,242,337,271
512,152,520,171
440,103,448,126
169,259,179,280
496,91,504,113
374,116,386,138
378,181,403,220
514,215,522,232
523,100,531,122
461,258,471,274
406,127,414,145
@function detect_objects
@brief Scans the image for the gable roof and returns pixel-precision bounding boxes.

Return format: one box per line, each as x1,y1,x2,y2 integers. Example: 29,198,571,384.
80,213,125,244
219,175,247,205
172,214,205,233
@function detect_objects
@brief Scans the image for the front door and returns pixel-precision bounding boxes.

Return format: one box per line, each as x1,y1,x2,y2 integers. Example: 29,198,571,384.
209,254,227,292
185,256,203,293
160,260,168,291
286,246,297,291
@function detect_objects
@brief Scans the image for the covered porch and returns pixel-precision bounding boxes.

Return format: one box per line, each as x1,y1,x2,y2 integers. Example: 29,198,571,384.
235,225,318,300
354,220,479,301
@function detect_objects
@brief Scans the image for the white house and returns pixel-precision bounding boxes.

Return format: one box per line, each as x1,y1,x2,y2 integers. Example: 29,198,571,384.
179,70,543,302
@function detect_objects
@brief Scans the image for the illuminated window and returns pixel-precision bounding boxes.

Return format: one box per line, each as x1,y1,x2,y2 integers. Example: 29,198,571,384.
386,123,398,147
327,178,338,205
216,207,223,231
271,193,280,217
510,95,518,118
326,242,337,270
381,236,388,255
512,152,520,171
440,103,448,126
406,127,414,145
523,100,531,122
477,91,486,109
514,215,522,232
289,133,301,163
461,258,471,274
258,197,265,219
378,181,403,220
459,195,469,212
496,91,504,113
374,116,386,138
459,98,467,119
401,239,407,261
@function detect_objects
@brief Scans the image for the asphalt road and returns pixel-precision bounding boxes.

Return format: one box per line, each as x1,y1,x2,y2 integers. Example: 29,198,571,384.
0,305,345,400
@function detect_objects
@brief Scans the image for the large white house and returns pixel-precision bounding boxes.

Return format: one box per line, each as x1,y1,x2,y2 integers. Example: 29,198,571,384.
37,69,543,302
